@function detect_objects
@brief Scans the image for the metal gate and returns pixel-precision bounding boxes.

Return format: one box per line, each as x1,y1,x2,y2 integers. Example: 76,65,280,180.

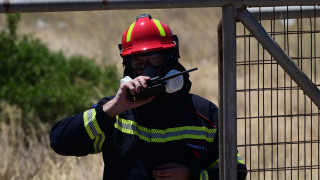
233,6,320,179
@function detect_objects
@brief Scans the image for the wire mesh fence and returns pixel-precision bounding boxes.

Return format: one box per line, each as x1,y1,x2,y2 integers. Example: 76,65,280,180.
236,6,320,180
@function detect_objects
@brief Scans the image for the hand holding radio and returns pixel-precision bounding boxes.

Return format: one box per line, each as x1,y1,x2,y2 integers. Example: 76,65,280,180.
103,76,153,117
120,68,198,102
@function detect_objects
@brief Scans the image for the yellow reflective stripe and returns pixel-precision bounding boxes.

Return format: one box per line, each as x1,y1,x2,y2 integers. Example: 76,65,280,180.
83,110,95,140
200,170,209,180
237,152,245,164
83,109,106,153
208,159,219,169
115,116,216,143
117,116,216,134
92,111,103,135
94,132,105,153
208,153,244,170
153,19,166,37
118,116,215,133
126,22,136,42
83,109,103,140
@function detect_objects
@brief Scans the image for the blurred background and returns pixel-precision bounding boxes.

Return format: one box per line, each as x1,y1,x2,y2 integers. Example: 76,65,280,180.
0,8,222,179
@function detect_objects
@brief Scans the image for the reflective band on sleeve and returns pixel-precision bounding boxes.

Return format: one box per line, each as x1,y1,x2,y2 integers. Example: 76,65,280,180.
84,109,95,140
126,22,136,42
200,170,209,180
115,116,216,143
94,132,105,153
83,109,106,153
83,109,102,140
208,153,244,170
208,159,219,170
237,152,245,164
153,19,166,37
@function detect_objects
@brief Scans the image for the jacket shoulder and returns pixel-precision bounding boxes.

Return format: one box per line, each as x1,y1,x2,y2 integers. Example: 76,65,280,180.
185,94,218,111
182,94,219,126
91,96,115,108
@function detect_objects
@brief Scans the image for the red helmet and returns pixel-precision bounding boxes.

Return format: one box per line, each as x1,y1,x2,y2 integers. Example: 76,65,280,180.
119,14,179,58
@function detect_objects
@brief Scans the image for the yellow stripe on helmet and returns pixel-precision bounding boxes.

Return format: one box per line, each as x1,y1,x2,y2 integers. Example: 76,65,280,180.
126,22,136,42
153,19,166,37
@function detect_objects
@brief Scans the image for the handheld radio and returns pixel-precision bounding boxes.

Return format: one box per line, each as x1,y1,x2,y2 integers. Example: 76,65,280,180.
128,67,198,102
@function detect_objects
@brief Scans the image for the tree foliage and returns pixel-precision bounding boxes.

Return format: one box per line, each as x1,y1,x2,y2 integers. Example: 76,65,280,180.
0,14,119,123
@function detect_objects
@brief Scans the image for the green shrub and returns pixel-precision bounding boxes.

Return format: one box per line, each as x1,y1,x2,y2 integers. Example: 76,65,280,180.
0,14,119,124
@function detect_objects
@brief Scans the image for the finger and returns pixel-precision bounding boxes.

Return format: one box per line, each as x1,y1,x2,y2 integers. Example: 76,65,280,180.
135,76,149,88
123,82,136,96
138,79,147,89
132,80,142,94
139,75,151,81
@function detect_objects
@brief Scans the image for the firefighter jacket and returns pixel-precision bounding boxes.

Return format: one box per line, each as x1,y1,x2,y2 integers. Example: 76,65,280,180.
50,93,247,179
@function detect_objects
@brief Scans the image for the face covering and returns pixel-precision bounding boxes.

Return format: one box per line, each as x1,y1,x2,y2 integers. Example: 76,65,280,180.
141,65,159,78
142,67,184,94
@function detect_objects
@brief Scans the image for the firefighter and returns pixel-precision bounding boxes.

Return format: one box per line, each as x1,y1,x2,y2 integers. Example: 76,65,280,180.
50,14,247,180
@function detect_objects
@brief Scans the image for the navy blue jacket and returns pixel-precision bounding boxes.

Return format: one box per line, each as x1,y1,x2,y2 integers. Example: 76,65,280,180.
50,93,246,179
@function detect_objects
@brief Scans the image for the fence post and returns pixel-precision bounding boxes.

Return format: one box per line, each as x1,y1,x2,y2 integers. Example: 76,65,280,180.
219,5,237,180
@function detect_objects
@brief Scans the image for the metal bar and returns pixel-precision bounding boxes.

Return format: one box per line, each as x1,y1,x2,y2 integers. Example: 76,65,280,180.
248,6,320,20
236,1,320,7
0,0,227,13
271,17,275,180
236,8,320,109
1,0,320,13
248,21,253,180
220,5,237,180
217,19,224,180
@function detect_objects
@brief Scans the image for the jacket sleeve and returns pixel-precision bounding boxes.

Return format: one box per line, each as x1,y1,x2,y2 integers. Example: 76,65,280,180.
50,97,116,156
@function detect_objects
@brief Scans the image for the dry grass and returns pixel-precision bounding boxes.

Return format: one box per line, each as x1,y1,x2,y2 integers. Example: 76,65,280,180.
0,101,104,180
